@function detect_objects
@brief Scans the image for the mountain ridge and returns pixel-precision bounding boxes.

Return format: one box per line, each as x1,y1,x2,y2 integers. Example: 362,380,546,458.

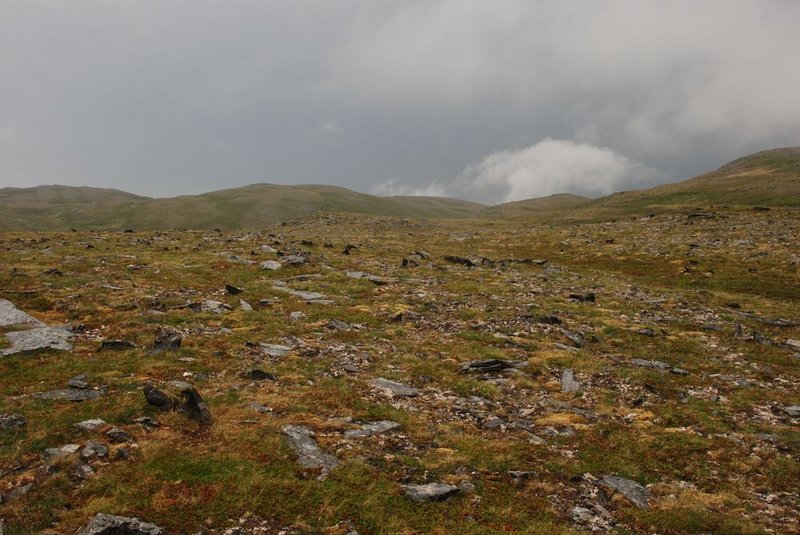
2,147,799,231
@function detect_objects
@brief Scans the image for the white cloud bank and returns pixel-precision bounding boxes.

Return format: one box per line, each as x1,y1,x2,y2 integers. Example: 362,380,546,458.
375,139,650,204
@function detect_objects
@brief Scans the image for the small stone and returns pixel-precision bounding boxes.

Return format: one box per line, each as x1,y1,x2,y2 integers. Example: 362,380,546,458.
482,417,505,430
239,299,253,312
68,374,90,389
100,339,137,351
282,425,339,479
561,369,580,393
74,418,107,431
105,427,135,444
785,405,800,417
0,412,27,430
77,513,164,535
260,260,282,270
290,311,306,321
248,401,271,414
242,369,277,381
44,443,81,462
153,331,181,352
81,440,109,460
370,377,419,397
260,343,292,357
459,359,514,374
403,483,460,502
601,475,652,510
344,420,400,438
225,284,243,295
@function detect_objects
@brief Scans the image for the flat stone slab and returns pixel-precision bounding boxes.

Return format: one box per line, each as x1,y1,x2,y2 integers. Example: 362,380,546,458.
2,326,73,356
370,377,419,397
260,260,282,270
601,475,652,510
0,299,46,328
74,418,107,431
785,405,800,417
271,284,330,303
282,424,339,479
260,343,292,357
344,420,401,438
78,513,164,535
34,389,103,402
403,482,460,502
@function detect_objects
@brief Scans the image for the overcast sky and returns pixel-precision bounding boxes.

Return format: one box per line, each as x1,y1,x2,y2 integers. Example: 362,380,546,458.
2,1,799,203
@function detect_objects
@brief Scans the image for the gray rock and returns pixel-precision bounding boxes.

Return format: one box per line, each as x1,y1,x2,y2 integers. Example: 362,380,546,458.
34,389,102,402
632,358,670,370
785,405,800,417
601,475,652,510
105,427,135,444
0,299,46,327
81,440,109,460
77,513,164,535
785,339,800,350
370,377,419,397
0,412,27,430
561,369,580,393
459,359,514,374
260,343,292,357
242,369,277,381
153,331,182,352
2,326,73,356
402,482,460,502
282,425,339,478
180,387,213,425
482,417,505,430
248,401,271,414
260,260,282,270
239,299,253,312
44,443,80,462
68,374,90,389
143,385,176,410
100,339,137,351
344,420,401,438
200,300,233,314
289,311,306,321
271,284,330,303
73,461,95,480
74,418,107,431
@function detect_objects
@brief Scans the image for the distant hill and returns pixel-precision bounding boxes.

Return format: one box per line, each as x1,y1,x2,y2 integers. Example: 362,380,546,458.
477,193,592,220
2,147,798,230
0,183,484,231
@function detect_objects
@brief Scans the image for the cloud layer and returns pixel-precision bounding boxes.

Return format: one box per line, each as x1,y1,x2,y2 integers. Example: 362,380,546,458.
1,1,799,201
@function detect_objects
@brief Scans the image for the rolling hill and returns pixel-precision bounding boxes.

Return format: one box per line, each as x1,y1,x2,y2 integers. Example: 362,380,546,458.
1,147,799,230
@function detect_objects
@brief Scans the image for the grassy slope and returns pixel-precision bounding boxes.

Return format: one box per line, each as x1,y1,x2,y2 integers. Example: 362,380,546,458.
0,184,484,231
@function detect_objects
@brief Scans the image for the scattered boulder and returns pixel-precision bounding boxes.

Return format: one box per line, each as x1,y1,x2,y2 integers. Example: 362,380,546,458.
2,326,73,356
370,377,419,397
77,513,164,535
100,339,137,351
282,425,339,479
143,384,176,410
260,260,282,271
344,420,400,438
561,369,580,393
74,418,107,432
402,483,460,502
601,475,652,510
459,359,514,374
180,387,213,425
34,389,102,402
0,413,26,430
153,331,182,352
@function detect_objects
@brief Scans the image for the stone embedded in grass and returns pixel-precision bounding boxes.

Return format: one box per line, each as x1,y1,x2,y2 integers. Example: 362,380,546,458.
402,482,460,502
260,260,282,270
225,284,243,295
248,401,271,414
561,369,580,393
69,374,90,389
344,420,401,438
281,253,310,266
282,424,339,479
239,299,253,311
242,369,278,381
81,440,109,460
100,339,137,351
180,387,213,425
271,284,330,303
105,427,135,444
143,384,178,410
44,443,80,463
2,326,73,356
34,389,103,402
459,359,514,374
260,343,292,357
199,300,233,314
370,377,419,397
601,475,652,510
152,331,181,352
785,405,800,417
0,413,27,430
77,513,164,535
73,418,107,431
632,358,670,370
0,299,46,327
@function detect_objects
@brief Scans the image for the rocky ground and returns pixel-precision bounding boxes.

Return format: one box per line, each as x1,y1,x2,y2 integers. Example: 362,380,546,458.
0,208,798,534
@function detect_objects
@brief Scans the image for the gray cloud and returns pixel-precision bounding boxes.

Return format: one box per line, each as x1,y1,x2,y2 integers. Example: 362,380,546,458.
1,1,799,201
